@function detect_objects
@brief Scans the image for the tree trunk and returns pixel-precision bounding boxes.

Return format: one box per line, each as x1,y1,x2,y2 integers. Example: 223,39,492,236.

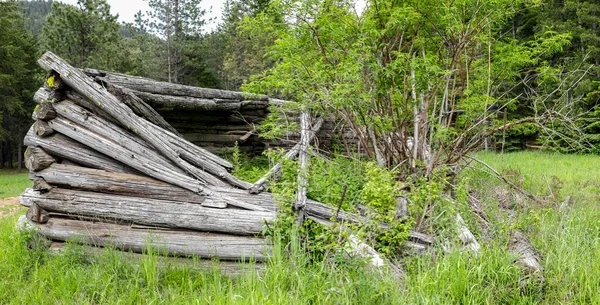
20,188,275,235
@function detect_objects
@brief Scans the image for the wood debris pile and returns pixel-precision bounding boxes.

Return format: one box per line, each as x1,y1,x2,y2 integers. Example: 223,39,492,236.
18,52,431,266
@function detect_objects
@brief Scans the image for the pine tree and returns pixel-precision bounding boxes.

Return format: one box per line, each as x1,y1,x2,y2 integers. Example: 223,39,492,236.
39,0,132,71
0,1,39,169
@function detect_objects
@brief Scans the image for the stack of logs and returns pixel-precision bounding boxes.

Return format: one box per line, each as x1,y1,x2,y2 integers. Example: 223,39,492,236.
82,69,345,154
19,52,432,266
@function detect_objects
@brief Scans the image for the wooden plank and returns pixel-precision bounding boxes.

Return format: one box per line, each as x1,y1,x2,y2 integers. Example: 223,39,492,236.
19,188,275,235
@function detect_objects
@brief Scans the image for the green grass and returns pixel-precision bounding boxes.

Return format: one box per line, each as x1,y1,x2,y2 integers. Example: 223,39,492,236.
0,152,599,304
0,169,31,199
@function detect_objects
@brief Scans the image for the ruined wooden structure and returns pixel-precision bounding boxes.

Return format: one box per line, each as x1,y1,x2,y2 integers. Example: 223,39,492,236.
18,52,431,266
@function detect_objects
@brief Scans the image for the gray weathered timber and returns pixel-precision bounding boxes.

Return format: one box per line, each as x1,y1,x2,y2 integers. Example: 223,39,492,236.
249,118,324,194
509,231,543,275
24,126,136,174
131,90,268,111
33,86,63,105
84,68,268,101
66,90,233,171
65,91,120,125
35,163,207,204
40,53,237,185
34,120,54,136
25,146,56,171
20,188,275,235
52,100,227,187
47,116,211,191
44,239,265,276
295,111,311,223
38,52,219,189
47,116,261,209
26,203,50,223
99,80,182,136
24,216,270,261
32,101,57,120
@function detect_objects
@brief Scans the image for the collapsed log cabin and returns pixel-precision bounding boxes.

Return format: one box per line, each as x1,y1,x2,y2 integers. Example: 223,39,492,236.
18,52,432,269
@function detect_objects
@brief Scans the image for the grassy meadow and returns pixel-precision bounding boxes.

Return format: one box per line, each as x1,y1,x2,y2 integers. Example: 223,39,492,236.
0,169,32,199
0,151,599,304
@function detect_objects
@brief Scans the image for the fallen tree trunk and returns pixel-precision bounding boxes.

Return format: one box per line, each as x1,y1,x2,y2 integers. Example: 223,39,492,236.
24,126,136,174
249,118,324,194
21,216,270,261
20,188,275,235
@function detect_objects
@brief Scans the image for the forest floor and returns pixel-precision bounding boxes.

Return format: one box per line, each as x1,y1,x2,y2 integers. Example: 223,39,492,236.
0,151,598,304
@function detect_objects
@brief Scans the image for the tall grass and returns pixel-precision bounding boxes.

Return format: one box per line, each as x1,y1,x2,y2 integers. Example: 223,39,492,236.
0,169,31,199
0,152,599,304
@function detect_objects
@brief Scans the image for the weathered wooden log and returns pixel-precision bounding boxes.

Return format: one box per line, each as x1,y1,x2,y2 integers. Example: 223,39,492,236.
41,53,237,183
456,213,480,255
249,118,324,194
43,239,265,276
295,111,311,224
24,146,55,171
509,231,543,275
21,216,270,261
24,126,136,173
85,68,268,101
52,99,227,187
32,101,57,120
20,188,275,235
47,116,212,190
47,116,261,209
33,86,63,105
32,177,53,192
65,91,120,125
99,80,182,136
67,90,234,171
34,163,207,204
26,203,49,223
130,90,268,112
34,120,54,136
39,52,222,189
